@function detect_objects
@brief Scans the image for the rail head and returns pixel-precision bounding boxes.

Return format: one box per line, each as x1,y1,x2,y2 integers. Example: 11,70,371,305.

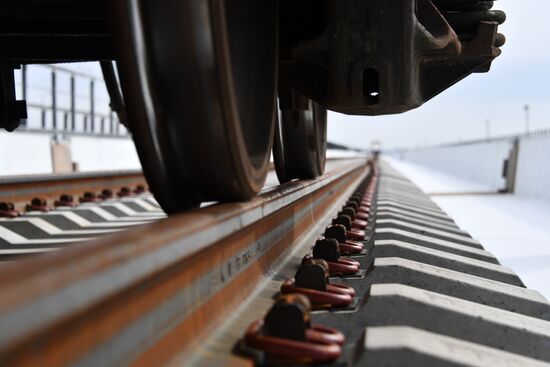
0,170,143,185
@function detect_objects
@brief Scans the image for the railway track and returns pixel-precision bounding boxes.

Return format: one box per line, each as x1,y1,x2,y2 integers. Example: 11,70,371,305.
0,159,352,260
1,157,549,366
0,170,147,212
0,170,161,259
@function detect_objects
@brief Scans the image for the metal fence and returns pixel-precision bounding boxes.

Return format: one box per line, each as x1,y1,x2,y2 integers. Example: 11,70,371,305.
15,64,129,137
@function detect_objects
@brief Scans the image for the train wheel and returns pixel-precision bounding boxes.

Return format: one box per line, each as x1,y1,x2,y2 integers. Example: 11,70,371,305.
112,0,278,214
273,87,327,183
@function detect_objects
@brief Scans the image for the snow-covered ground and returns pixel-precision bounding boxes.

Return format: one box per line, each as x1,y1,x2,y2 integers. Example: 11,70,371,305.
386,157,550,300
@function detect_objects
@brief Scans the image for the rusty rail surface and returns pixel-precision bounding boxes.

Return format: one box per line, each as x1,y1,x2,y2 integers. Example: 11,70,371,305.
0,158,369,366
0,170,146,211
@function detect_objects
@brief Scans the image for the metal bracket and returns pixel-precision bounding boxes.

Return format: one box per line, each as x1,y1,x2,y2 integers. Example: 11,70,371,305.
0,62,27,131
279,0,505,116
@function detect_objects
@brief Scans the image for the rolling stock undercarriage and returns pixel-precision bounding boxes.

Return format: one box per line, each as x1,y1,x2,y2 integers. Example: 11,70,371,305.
0,0,505,213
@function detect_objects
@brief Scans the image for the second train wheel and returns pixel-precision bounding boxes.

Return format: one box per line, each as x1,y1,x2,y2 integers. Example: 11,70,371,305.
273,88,328,183
112,0,278,214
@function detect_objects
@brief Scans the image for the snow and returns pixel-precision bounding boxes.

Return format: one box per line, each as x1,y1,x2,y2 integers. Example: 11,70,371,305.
384,156,550,300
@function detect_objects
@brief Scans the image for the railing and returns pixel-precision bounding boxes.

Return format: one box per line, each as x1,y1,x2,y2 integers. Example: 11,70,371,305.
14,63,129,137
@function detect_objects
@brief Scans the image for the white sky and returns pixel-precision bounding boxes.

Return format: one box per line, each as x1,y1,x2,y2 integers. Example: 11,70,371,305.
328,0,550,150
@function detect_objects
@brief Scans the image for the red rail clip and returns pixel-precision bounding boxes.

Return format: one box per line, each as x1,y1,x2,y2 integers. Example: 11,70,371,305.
245,294,344,363
245,320,343,363
54,194,77,207
25,198,50,212
117,187,133,197
281,259,355,307
0,202,20,218
99,189,114,200
79,192,100,203
281,279,354,307
324,225,365,255
133,185,147,194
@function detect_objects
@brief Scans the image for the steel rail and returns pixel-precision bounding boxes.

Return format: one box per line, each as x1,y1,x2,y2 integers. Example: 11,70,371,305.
0,157,369,366
0,170,146,210
0,157,358,211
